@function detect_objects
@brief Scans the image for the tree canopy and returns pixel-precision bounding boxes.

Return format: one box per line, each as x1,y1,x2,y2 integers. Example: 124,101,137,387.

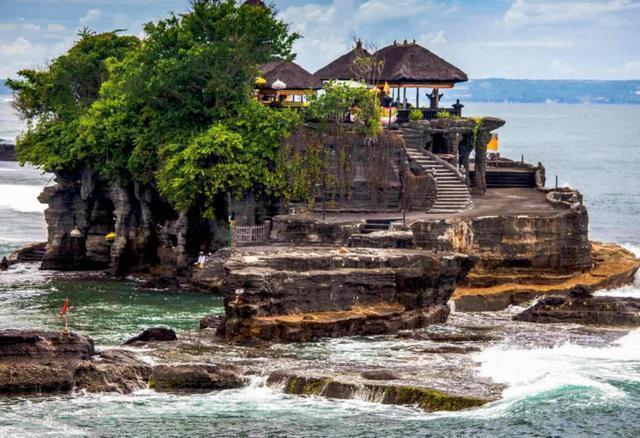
9,0,300,216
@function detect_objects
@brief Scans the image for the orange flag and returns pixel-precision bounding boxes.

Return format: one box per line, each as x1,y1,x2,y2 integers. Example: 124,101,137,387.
60,298,69,319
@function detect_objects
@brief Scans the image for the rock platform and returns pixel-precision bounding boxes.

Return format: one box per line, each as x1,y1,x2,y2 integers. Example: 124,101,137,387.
190,246,475,343
453,242,639,311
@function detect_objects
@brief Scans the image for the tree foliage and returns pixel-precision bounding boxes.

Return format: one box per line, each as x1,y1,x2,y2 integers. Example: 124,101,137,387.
305,81,381,138
8,0,301,216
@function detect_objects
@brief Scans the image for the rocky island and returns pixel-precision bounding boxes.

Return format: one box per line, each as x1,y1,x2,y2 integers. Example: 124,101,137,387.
1,0,639,418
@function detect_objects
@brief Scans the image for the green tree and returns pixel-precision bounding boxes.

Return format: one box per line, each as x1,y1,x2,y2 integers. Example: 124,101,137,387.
7,30,139,171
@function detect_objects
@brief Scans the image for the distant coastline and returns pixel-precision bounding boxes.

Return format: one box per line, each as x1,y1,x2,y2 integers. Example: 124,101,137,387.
2,78,640,105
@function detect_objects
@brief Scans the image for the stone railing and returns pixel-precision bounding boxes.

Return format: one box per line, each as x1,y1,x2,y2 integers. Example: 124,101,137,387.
232,223,271,247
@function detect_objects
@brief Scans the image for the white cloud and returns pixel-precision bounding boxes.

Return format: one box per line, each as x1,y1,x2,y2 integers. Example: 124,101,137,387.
79,9,102,26
279,0,355,72
0,37,32,56
357,0,435,23
46,24,67,33
504,0,640,26
477,39,574,49
419,30,446,48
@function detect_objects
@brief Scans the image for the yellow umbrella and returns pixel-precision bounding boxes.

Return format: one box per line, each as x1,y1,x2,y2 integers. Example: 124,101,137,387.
255,76,267,87
383,82,391,96
487,133,499,152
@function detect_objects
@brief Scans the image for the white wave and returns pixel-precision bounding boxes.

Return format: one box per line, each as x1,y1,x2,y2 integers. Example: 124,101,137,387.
473,329,640,414
621,242,640,258
0,184,45,213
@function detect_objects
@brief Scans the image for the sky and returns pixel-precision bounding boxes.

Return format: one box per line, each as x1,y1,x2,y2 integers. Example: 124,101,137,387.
0,0,639,80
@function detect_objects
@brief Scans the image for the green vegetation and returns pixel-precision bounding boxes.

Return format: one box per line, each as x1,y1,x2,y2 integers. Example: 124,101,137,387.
305,81,381,138
8,1,389,218
471,116,483,150
409,109,423,121
9,0,299,217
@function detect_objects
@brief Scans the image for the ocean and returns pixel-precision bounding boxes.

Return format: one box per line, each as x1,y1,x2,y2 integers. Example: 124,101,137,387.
0,97,639,437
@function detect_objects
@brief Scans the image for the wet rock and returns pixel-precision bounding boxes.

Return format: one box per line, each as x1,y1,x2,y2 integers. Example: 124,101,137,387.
0,330,94,395
396,330,500,343
514,285,640,326
361,370,398,380
266,371,488,412
0,329,95,361
123,327,177,345
149,364,245,392
0,142,16,161
136,276,180,290
199,315,226,335
74,349,153,394
419,345,481,354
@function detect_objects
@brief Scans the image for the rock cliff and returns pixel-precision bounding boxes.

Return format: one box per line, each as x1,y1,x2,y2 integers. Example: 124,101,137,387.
37,169,228,276
190,246,475,343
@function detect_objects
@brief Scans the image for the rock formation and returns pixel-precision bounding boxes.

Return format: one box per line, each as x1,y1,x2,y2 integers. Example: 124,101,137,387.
0,329,243,395
123,327,178,345
190,246,475,343
513,285,640,326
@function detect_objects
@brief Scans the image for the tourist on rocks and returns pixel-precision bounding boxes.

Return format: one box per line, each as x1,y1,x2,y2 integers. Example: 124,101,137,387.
196,251,207,269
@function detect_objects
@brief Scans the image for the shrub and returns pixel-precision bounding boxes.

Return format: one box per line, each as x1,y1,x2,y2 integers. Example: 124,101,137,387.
409,109,423,121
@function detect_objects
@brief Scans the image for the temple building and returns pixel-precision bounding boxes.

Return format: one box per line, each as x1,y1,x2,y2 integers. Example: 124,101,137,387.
256,59,322,107
314,40,371,82
316,40,468,121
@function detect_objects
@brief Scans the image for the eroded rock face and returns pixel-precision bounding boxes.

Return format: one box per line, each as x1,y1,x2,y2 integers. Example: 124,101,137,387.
0,329,95,361
191,246,475,343
410,209,591,272
0,330,95,395
513,285,640,326
37,170,227,276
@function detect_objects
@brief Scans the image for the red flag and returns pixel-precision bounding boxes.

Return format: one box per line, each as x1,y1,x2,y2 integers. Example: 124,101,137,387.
60,298,69,319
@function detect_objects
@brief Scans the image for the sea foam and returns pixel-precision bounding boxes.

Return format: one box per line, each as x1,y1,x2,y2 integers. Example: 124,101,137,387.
0,184,45,213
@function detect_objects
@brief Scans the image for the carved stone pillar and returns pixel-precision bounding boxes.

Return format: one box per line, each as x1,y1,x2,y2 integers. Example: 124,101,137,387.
473,130,491,195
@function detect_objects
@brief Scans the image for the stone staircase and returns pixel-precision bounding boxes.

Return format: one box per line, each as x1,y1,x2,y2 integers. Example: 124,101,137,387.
361,219,398,234
404,147,472,214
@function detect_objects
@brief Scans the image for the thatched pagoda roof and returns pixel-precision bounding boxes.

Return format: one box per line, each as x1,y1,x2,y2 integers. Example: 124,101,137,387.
375,41,467,85
257,59,322,90
314,41,372,81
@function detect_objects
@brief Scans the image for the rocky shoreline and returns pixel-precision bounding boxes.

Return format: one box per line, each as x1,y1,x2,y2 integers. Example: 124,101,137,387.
454,242,639,311
0,142,16,161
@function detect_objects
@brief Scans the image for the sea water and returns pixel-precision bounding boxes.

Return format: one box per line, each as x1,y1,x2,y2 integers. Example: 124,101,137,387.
0,98,639,437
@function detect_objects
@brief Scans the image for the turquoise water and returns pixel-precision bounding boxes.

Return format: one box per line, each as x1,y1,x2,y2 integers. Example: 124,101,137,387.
1,101,640,437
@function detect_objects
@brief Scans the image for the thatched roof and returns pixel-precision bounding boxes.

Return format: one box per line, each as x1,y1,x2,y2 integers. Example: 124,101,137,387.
375,41,467,85
314,41,372,81
257,59,322,90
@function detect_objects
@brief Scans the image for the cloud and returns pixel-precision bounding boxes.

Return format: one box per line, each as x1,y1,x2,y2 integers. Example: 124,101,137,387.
79,9,102,25
418,30,446,48
504,0,640,27
0,37,32,56
46,24,67,33
279,0,355,72
476,39,574,49
357,0,435,23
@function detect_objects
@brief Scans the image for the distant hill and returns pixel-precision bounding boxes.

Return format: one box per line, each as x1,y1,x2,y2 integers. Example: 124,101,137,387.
442,79,640,105
2,77,639,103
